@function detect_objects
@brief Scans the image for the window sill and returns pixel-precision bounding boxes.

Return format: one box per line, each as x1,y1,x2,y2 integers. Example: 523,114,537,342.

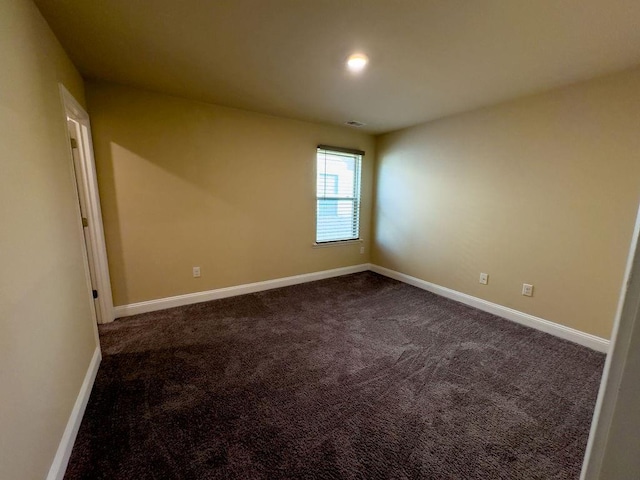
313,239,363,248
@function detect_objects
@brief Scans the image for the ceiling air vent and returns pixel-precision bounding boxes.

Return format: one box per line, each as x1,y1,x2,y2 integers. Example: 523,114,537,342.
345,120,365,128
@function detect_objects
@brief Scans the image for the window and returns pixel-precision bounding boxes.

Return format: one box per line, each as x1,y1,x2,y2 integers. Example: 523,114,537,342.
316,145,363,243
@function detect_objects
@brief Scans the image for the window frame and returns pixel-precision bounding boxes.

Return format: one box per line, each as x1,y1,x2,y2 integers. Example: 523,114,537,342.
315,145,364,245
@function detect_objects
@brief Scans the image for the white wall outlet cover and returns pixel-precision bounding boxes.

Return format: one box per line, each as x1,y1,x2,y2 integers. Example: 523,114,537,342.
193,267,201,278
522,283,533,296
479,273,489,285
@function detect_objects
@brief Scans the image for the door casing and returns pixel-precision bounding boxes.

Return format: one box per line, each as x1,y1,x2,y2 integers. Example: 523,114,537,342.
60,84,114,324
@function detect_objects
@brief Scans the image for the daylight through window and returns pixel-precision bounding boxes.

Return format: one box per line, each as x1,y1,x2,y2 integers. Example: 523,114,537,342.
316,146,363,243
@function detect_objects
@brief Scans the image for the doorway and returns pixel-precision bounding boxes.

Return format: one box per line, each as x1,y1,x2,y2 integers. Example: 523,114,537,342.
61,85,114,324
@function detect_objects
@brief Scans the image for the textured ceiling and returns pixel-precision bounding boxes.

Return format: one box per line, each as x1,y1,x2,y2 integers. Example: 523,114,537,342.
35,0,640,133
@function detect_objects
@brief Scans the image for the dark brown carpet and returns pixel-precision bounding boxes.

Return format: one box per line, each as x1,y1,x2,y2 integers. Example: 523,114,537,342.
65,272,605,479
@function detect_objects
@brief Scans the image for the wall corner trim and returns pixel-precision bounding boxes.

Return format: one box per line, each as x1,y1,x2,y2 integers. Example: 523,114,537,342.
370,264,610,353
114,264,372,318
47,346,101,480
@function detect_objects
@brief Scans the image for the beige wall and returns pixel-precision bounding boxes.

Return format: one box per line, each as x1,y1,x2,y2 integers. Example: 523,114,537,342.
86,82,374,307
373,68,640,339
0,1,98,479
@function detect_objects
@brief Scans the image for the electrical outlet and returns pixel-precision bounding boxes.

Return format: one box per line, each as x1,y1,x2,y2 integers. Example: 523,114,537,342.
479,273,489,285
360,246,365,254
522,283,533,296
193,266,201,278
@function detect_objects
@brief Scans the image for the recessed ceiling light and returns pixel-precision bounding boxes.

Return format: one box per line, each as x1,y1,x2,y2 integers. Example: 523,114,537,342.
346,53,369,73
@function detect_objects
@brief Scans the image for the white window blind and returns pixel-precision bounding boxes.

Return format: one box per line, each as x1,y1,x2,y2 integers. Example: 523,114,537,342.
316,145,363,243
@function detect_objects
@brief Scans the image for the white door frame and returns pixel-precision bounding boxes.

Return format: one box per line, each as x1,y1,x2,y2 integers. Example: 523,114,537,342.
581,202,640,479
60,84,114,324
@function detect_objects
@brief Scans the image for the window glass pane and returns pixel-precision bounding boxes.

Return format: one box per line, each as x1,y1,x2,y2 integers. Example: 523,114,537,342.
316,148,361,243
317,154,356,199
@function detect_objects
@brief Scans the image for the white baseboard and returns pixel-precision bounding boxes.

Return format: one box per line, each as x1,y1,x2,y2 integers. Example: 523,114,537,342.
114,264,371,318
47,346,101,480
370,264,610,353
113,262,609,353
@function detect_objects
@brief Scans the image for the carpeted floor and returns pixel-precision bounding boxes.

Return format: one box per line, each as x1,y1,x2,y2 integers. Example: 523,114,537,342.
65,272,605,479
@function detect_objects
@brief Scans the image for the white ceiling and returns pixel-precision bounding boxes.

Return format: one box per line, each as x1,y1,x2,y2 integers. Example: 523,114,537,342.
35,0,640,134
